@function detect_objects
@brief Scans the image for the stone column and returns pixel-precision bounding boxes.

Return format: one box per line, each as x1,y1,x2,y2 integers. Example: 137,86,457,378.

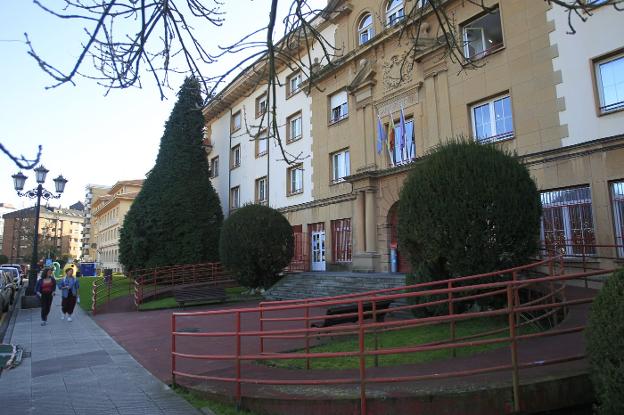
365,189,376,252
353,191,365,253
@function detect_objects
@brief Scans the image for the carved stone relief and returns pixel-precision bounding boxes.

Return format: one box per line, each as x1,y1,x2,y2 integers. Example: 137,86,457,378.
382,53,415,90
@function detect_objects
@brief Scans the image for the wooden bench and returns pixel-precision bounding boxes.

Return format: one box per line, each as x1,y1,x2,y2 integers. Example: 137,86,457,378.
173,284,227,308
311,299,393,328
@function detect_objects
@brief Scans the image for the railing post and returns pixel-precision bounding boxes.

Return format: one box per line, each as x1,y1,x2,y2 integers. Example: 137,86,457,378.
171,313,177,387
305,303,311,370
512,271,520,327
507,285,520,412
448,281,455,358
235,311,242,408
92,280,97,315
259,305,265,354
372,300,379,368
358,300,366,415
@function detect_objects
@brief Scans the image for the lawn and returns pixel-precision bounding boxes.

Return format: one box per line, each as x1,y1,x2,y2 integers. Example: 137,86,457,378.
138,286,261,311
77,275,133,312
172,385,259,415
263,316,539,370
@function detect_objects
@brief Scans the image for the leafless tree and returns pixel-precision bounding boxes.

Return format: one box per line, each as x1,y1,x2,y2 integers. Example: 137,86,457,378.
1,142,42,170
18,0,623,165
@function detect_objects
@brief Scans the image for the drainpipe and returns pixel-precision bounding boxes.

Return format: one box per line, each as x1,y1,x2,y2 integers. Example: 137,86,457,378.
228,108,233,214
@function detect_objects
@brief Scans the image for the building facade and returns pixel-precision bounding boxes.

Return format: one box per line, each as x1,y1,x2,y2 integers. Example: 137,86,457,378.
205,0,624,273
0,202,16,250
91,180,143,272
2,205,84,263
81,184,111,261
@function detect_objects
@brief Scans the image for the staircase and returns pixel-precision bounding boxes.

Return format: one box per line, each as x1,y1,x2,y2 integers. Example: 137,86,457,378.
264,272,407,301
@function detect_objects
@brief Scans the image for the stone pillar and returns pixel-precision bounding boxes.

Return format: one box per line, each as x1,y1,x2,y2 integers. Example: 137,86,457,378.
365,189,376,252
354,191,365,254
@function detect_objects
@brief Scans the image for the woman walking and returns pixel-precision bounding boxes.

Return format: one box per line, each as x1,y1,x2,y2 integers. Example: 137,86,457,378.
59,267,80,322
35,267,56,326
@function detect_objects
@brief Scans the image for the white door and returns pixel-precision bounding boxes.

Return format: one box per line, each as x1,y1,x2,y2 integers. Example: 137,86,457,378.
311,231,326,271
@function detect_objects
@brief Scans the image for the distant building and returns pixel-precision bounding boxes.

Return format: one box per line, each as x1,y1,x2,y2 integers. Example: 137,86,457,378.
81,185,111,261
2,205,84,263
0,203,16,249
91,180,143,272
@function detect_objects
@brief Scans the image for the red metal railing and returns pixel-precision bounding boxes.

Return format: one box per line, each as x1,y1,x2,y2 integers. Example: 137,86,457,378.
171,254,618,413
131,262,235,309
91,275,133,316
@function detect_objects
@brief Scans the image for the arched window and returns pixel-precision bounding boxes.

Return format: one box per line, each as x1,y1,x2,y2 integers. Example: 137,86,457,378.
386,0,404,26
358,13,374,45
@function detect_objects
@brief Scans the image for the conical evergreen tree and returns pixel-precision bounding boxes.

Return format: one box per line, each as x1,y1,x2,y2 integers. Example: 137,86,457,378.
119,77,223,271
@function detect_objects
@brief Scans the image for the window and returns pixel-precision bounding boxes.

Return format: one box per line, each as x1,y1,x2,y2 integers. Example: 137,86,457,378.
386,0,404,27
358,14,374,45
255,95,267,118
391,118,416,165
329,90,348,123
210,156,219,178
331,218,352,262
287,164,304,195
230,186,240,210
471,95,513,143
610,180,624,257
462,7,504,60
255,177,268,205
287,112,303,143
287,72,302,97
541,186,596,256
231,145,241,169
331,149,350,183
594,51,624,114
231,111,242,131
255,132,268,157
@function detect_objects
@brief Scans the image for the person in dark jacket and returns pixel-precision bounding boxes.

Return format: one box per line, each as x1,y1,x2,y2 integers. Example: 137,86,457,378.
58,267,80,322
35,267,56,326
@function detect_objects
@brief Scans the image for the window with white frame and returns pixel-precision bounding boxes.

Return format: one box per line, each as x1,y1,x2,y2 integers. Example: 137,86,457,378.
230,186,240,210
256,131,268,157
541,186,596,256
594,51,624,114
287,112,302,143
210,156,219,178
386,0,404,26
287,164,304,195
610,180,624,257
471,95,514,143
231,111,242,131
358,13,374,45
331,149,350,183
329,91,348,123
287,72,302,97
462,7,504,60
255,95,267,118
391,118,416,165
231,145,241,169
255,176,268,205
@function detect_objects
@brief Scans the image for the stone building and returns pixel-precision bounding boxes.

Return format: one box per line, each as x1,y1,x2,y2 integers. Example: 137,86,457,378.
81,184,111,261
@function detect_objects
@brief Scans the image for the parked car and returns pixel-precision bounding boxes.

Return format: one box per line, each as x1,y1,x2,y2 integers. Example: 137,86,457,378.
0,270,15,313
0,265,22,288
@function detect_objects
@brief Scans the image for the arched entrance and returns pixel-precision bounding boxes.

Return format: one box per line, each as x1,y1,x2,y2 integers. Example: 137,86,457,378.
388,203,411,273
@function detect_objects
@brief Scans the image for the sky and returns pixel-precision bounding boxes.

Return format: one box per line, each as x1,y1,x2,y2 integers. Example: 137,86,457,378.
0,0,324,211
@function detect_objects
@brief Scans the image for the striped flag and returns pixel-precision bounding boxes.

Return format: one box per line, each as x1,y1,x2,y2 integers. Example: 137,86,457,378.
399,106,407,159
388,114,396,165
376,115,385,154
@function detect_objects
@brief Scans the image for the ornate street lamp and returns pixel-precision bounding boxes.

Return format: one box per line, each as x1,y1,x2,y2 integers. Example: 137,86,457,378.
12,165,67,304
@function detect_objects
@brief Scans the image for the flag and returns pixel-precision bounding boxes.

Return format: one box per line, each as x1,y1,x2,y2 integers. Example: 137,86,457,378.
388,114,396,165
376,115,385,154
399,106,407,159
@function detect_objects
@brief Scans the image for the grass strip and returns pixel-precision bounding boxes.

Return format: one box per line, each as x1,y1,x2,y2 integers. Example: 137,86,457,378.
171,385,259,415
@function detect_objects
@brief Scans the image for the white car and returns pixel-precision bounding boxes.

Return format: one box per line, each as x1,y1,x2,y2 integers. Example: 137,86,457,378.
0,266,22,289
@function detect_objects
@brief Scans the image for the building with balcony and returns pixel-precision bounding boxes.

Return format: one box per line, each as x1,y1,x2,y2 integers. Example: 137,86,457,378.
81,184,111,261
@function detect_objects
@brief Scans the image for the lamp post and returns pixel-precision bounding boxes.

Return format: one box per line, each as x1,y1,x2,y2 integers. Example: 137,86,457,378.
12,166,67,303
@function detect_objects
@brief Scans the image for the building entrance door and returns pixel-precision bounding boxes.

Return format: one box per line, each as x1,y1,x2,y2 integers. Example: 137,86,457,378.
311,231,326,271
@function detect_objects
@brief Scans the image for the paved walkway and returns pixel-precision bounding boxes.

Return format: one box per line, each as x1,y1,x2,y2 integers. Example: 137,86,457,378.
0,293,201,415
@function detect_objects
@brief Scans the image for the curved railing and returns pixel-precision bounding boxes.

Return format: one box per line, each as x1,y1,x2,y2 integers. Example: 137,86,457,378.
170,254,619,414
131,262,235,309
91,275,133,315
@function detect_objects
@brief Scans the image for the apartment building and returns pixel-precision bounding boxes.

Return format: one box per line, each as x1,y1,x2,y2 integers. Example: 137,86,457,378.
91,180,143,272
0,202,16,248
205,0,624,273
81,184,111,261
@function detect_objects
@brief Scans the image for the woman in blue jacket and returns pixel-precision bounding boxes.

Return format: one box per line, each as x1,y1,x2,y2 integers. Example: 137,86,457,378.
58,267,80,322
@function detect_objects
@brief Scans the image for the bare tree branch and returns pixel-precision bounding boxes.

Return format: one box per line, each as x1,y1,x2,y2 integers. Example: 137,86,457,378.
1,142,42,170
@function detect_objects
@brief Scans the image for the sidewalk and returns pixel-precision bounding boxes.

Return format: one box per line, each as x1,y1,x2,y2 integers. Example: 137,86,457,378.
0,293,201,415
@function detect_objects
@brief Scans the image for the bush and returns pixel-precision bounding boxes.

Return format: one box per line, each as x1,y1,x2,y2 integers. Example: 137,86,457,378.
398,140,541,315
586,269,624,414
219,204,294,289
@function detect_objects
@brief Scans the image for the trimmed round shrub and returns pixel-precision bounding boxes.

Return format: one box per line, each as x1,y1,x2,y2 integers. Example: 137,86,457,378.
398,140,542,314
219,204,294,289
586,269,624,414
